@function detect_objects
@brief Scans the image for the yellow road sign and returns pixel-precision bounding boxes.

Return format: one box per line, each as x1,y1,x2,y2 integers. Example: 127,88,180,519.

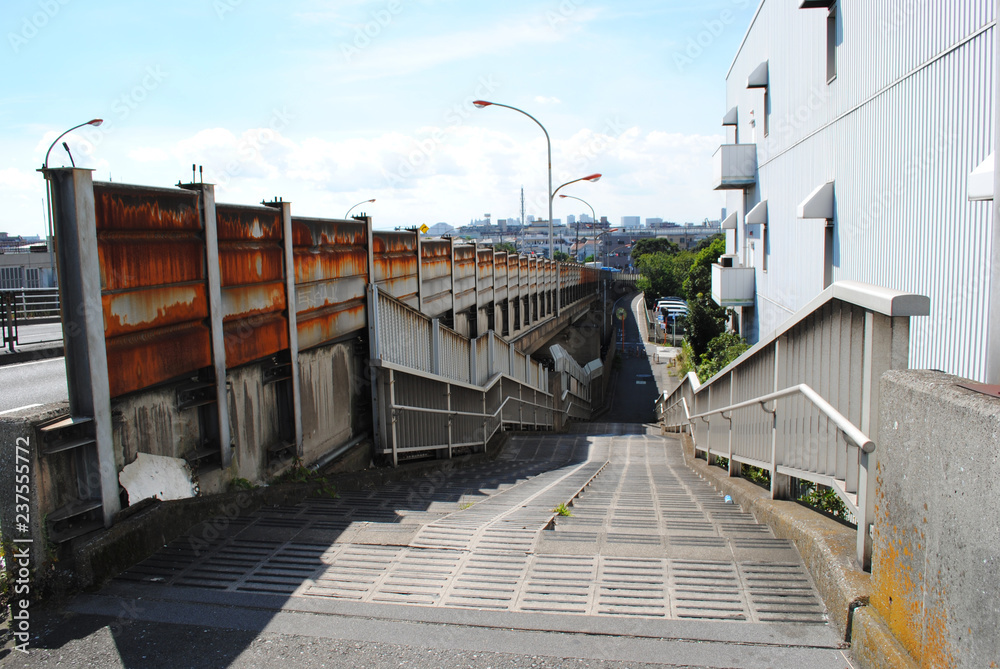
419,224,429,234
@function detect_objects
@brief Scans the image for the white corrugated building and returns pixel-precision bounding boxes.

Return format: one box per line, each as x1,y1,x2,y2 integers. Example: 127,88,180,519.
711,1,996,382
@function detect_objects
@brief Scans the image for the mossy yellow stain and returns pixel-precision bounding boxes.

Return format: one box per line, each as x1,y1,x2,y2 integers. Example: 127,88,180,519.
873,503,956,667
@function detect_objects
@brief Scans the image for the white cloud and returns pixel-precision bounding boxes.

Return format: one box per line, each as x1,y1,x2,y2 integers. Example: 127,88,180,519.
534,96,561,106
4,120,724,235
329,10,599,83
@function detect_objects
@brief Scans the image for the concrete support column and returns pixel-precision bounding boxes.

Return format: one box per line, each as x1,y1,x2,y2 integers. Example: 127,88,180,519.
416,232,424,315
555,260,561,316
180,182,232,469
857,312,908,569
46,168,119,526
278,201,303,457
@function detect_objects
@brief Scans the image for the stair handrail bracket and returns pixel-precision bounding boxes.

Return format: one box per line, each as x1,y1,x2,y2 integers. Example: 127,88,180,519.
656,280,929,569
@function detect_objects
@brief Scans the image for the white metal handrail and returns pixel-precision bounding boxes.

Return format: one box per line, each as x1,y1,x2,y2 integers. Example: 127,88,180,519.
688,384,874,454
656,280,928,569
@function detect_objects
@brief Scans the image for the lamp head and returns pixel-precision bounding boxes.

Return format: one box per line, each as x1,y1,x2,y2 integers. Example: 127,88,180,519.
584,173,602,182
472,100,493,109
88,119,103,127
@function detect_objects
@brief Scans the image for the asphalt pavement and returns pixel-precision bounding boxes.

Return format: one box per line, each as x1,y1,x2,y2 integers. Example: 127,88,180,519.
0,356,68,413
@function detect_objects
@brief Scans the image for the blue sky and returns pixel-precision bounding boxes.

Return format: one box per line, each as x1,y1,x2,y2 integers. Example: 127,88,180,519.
1,0,758,235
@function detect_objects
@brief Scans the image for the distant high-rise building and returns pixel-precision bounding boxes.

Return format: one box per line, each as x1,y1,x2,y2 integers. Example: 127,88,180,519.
621,216,641,227
579,213,594,224
646,217,663,226
567,215,575,225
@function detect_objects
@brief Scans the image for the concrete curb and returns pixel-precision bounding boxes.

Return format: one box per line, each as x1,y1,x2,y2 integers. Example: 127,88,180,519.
851,607,919,669
0,345,64,366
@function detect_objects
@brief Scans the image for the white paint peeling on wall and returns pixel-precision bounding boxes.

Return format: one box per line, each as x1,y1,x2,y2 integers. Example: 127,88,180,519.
119,452,198,504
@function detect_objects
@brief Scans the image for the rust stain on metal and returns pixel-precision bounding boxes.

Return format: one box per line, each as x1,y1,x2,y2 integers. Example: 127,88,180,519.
373,231,416,254
98,232,205,291
294,247,368,284
105,322,213,398
297,302,366,351
221,282,286,321
373,231,417,284
215,205,282,240
224,312,289,368
94,184,201,231
291,218,367,247
373,253,417,282
218,244,285,287
103,284,208,339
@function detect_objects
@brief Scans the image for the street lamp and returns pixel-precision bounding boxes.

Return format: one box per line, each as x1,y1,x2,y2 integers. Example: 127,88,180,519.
42,118,104,289
345,198,375,219
473,100,554,259
43,119,103,169
558,193,596,262
553,173,600,259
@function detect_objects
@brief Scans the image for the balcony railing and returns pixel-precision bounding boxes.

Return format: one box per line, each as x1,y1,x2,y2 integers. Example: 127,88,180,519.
656,280,929,568
711,263,755,307
712,144,757,190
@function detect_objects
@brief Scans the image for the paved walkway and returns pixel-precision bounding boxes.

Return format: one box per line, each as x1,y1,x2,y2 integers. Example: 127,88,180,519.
16,427,854,668
7,299,856,668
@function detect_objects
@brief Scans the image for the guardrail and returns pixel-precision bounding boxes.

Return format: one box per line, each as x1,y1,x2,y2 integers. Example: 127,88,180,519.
370,285,557,464
551,344,600,422
4,287,60,320
655,280,929,568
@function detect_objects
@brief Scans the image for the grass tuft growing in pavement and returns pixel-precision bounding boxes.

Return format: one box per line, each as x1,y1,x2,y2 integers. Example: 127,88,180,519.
553,503,573,517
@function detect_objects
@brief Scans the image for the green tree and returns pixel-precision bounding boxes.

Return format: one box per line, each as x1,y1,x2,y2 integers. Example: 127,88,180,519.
631,237,679,263
493,242,517,255
682,237,726,299
553,250,571,261
583,254,595,263
696,331,750,381
683,294,726,359
692,233,725,253
636,251,694,306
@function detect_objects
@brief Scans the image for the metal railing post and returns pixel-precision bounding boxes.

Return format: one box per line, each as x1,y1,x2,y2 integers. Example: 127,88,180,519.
388,369,398,466
728,371,741,478
771,336,791,498
432,318,441,375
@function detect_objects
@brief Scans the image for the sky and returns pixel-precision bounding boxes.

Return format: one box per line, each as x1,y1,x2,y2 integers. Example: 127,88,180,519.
1,0,759,236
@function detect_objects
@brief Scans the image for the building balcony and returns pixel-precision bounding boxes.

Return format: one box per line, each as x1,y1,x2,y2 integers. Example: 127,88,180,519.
712,144,757,190
711,262,755,307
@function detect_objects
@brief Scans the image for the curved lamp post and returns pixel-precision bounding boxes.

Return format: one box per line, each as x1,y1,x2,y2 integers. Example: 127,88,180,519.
42,118,104,286
473,100,555,259
43,119,103,169
345,198,375,219
558,192,597,261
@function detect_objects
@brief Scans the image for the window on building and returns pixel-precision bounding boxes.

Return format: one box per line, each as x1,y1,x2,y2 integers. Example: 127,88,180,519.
826,5,838,83
26,268,40,289
0,267,21,290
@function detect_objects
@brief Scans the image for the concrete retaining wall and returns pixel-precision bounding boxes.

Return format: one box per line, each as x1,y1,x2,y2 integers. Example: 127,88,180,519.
868,370,1000,668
